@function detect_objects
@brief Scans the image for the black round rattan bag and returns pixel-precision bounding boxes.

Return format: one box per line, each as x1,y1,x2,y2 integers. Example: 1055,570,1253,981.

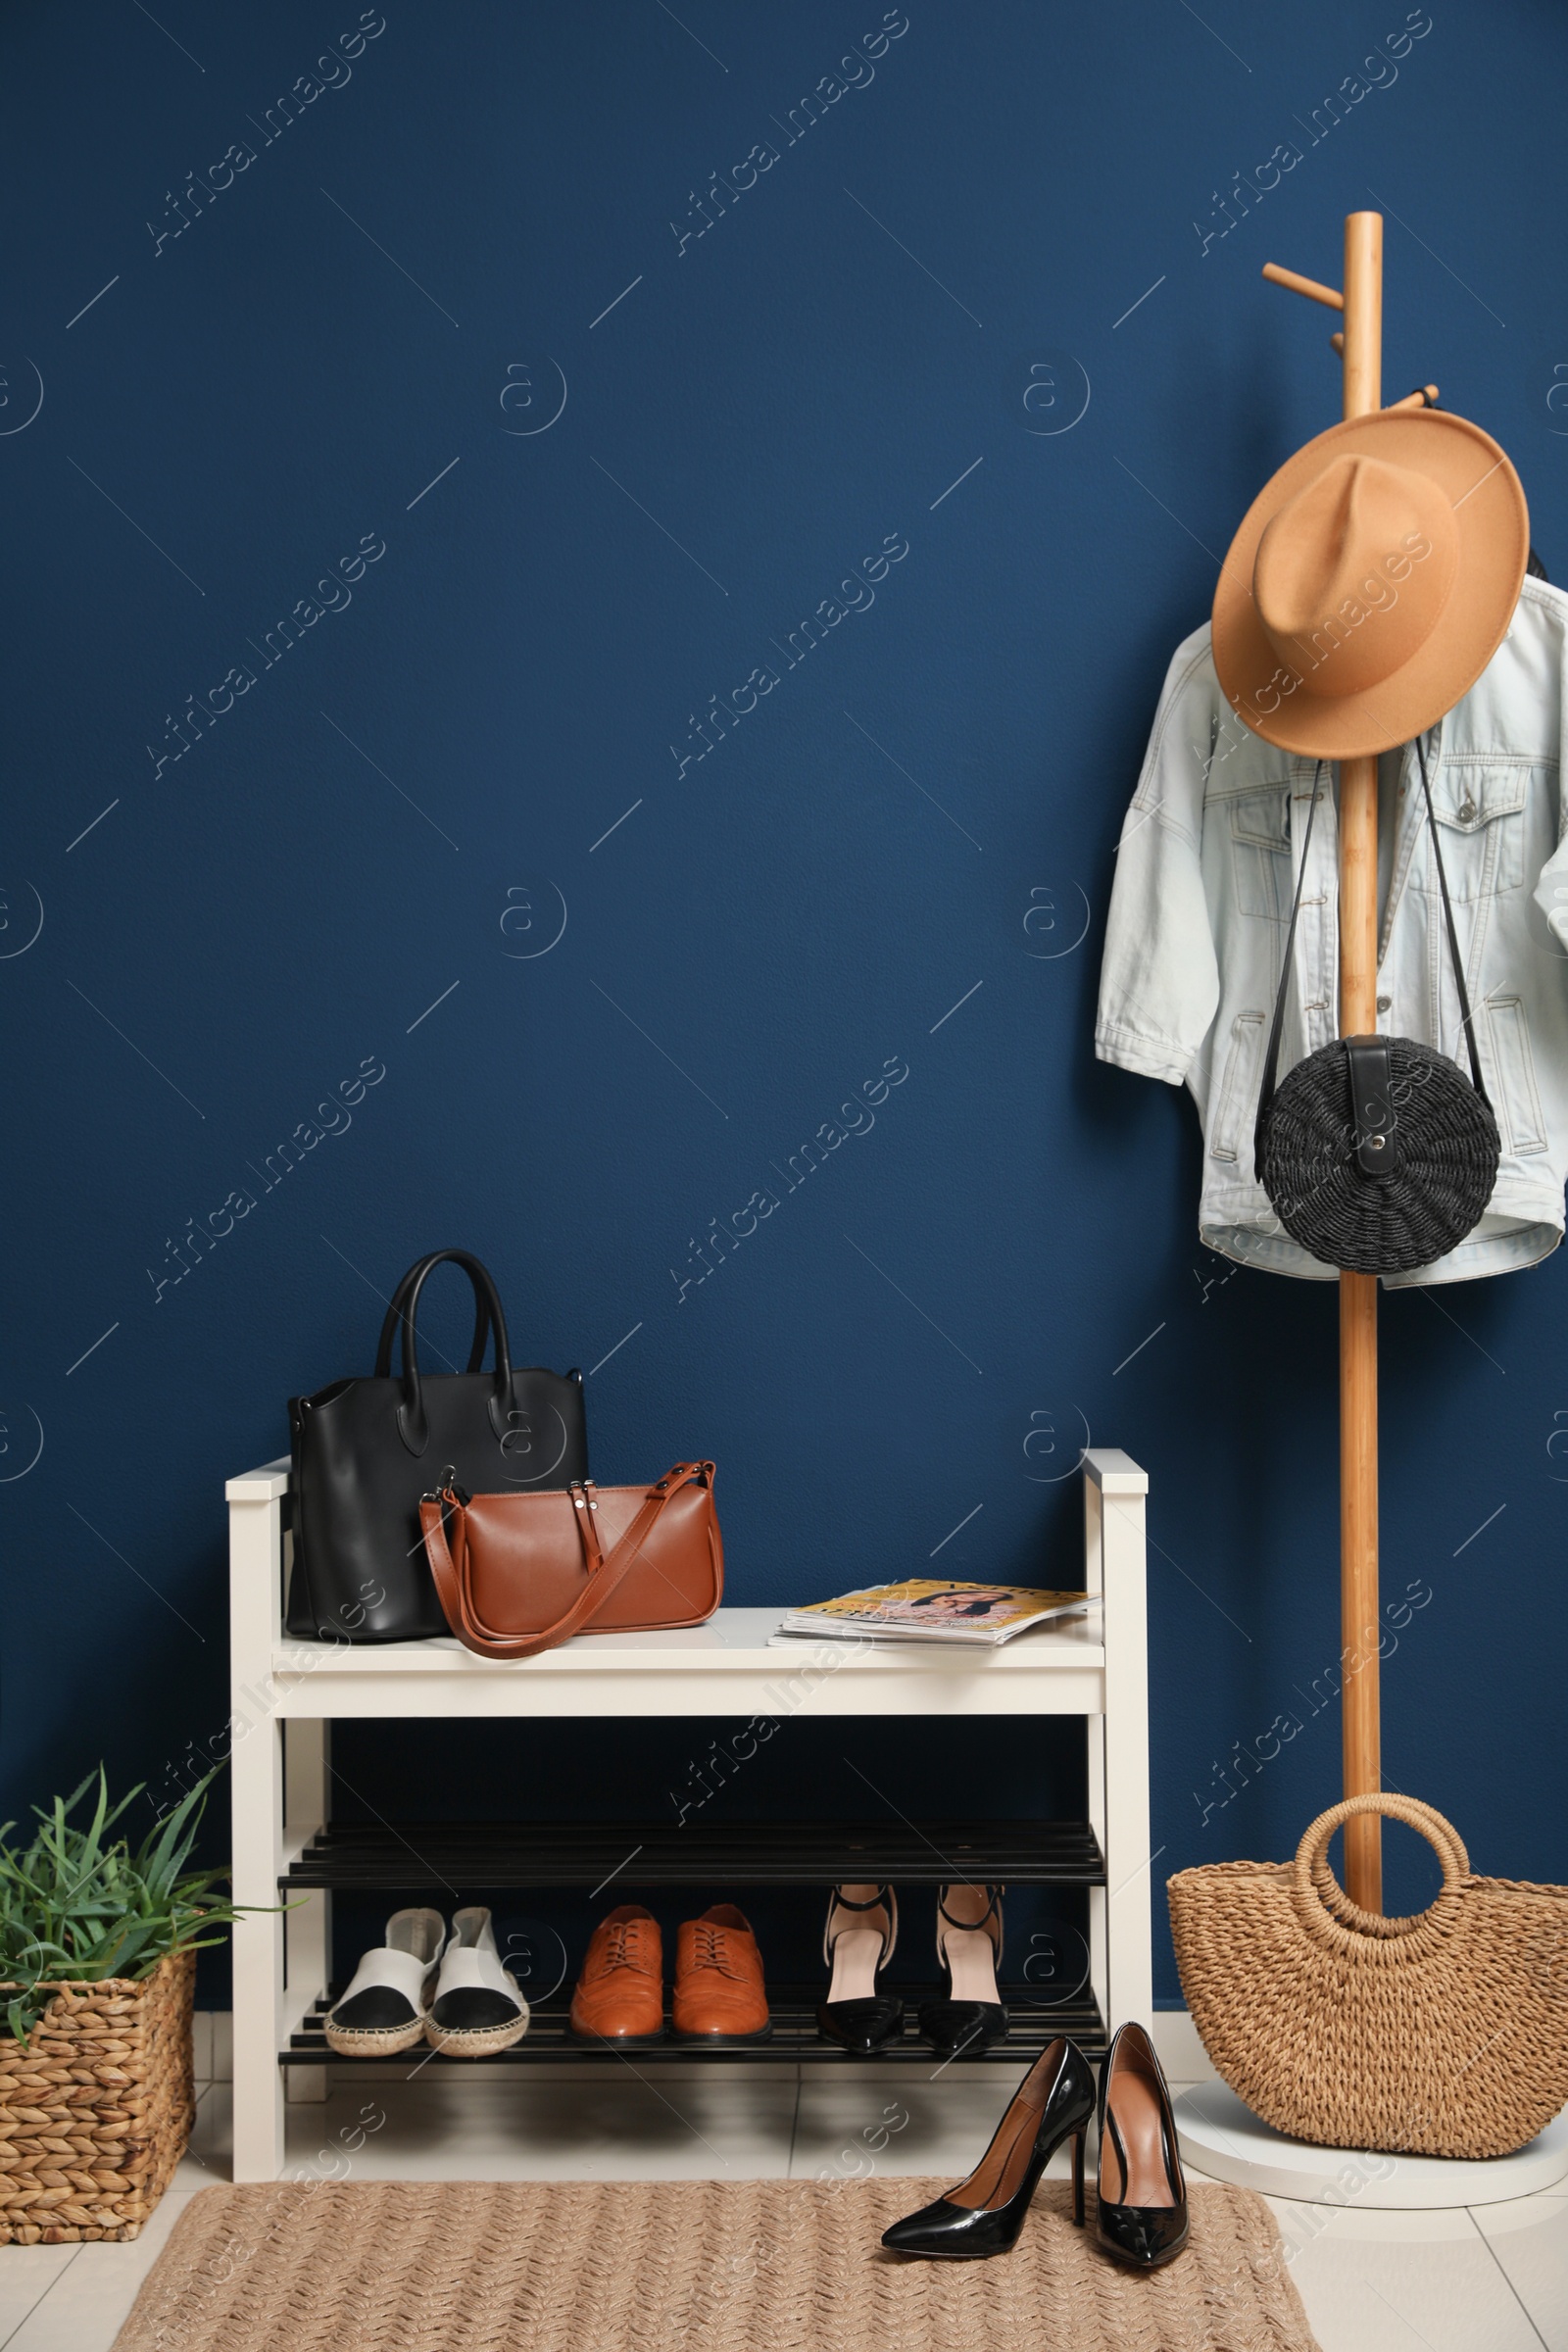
1252,744,1501,1277
1258,1035,1500,1275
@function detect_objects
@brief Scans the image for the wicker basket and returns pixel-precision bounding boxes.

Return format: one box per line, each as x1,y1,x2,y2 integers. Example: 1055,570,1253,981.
0,1949,196,2242
1168,1792,1568,2160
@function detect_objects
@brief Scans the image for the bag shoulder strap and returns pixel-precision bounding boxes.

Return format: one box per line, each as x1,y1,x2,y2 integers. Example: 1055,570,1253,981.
418,1488,472,1648
1252,739,1490,1181
1252,762,1325,1181
418,1464,713,1661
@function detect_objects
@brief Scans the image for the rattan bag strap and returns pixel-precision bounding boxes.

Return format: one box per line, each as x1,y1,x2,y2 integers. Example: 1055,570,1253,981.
1293,1791,1470,1945
1252,761,1325,1180
1252,739,1490,1185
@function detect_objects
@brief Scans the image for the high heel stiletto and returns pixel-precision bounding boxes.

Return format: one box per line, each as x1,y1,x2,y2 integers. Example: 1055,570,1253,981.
917,1883,1007,2057
881,2038,1096,2258
816,1884,904,2053
1094,2020,1189,2269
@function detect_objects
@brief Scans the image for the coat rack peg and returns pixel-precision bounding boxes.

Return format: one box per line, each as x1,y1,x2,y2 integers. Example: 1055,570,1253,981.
1261,261,1345,312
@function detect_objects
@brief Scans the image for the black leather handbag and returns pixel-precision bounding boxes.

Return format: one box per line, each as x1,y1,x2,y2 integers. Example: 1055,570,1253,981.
1254,743,1501,1276
286,1250,588,1642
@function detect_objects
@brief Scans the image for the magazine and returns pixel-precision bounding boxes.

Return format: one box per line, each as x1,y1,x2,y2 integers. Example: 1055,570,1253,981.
770,1578,1089,1647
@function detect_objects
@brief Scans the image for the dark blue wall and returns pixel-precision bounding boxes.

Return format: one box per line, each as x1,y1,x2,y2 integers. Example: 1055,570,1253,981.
3,0,1564,2006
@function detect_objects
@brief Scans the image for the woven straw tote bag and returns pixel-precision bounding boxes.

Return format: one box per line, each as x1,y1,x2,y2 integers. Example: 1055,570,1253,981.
1167,1792,1568,2158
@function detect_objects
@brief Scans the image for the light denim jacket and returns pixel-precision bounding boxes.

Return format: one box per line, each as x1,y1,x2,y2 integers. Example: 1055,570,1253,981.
1096,579,1568,1286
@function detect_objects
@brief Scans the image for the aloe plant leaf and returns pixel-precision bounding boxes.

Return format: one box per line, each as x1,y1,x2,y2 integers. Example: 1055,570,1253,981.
0,1764,269,2045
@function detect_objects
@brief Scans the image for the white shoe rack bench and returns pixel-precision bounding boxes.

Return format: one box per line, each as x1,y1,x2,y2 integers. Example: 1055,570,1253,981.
225,1447,1152,2182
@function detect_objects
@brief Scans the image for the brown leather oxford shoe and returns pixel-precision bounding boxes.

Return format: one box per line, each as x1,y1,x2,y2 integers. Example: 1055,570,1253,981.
671,1903,772,2042
569,1903,664,2042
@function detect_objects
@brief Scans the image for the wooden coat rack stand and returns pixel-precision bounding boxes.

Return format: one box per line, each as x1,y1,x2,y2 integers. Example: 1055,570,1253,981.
1259,212,1441,1915
1178,235,1568,2200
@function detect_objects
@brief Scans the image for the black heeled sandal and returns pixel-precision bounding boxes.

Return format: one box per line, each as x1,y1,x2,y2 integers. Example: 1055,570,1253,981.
1095,2020,1189,2269
917,1883,1007,2057
816,1884,904,2054
881,2037,1096,2258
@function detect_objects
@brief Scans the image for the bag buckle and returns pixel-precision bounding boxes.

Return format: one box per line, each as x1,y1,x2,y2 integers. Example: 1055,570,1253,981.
421,1465,470,1506
1345,1035,1398,1180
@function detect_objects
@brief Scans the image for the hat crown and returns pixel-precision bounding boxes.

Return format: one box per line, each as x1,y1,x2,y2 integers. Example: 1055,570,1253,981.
1252,453,1459,701
1211,406,1528,758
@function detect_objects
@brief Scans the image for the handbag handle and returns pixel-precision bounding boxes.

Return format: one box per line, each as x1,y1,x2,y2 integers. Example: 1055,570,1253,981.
418,1462,714,1659
1293,1792,1471,1943
373,1253,491,1379
393,1250,515,1456
1252,741,1489,1183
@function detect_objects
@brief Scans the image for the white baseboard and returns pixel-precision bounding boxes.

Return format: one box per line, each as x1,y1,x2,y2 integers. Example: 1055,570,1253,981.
1150,2008,1216,2085
194,2008,1214,2088
194,2011,233,2083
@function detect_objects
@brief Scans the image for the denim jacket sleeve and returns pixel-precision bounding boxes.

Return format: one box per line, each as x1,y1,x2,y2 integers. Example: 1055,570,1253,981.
1096,627,1222,1087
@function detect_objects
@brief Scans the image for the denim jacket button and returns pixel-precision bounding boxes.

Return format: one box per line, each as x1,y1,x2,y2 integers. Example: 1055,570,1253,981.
1376,995,1392,1013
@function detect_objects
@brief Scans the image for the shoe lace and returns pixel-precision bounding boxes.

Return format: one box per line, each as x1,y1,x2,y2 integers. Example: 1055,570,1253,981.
602,1921,649,1974
692,1923,743,1978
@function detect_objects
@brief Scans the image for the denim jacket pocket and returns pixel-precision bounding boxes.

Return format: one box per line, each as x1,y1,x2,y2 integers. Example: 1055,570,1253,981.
1424,763,1528,901
1486,996,1548,1154
1229,790,1292,919
1209,1011,1266,1162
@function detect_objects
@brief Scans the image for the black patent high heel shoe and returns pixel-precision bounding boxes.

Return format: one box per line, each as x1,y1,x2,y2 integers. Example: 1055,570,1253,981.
1095,2020,1189,2269
816,1884,904,2054
917,1883,1006,2057
881,2038,1096,2258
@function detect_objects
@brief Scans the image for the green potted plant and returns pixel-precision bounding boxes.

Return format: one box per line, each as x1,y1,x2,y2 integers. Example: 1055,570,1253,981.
0,1767,243,2243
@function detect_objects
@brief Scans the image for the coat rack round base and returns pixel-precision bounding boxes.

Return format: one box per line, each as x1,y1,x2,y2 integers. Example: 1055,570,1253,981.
1174,2082,1568,2209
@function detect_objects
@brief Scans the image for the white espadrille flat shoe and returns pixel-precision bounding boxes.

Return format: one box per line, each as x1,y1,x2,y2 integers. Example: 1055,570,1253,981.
425,1906,530,2055
324,1907,445,2055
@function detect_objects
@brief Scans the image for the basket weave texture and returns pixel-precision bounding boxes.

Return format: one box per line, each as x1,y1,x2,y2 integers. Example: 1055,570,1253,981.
114,2176,1318,2352
0,1948,195,2242
1258,1037,1499,1275
1168,1793,1568,2160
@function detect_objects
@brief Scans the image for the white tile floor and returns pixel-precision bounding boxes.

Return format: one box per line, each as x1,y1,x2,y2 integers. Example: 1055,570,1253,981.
3,2063,1563,2350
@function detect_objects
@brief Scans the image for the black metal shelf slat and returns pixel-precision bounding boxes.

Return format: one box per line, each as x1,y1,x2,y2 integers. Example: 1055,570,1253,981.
282,1985,1106,2065
280,1817,1105,1890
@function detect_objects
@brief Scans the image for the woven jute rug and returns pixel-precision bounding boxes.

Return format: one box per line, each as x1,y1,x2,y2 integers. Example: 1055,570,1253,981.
112,2177,1319,2351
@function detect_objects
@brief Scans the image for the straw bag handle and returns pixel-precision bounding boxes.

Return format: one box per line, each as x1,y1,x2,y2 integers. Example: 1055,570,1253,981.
1294,1792,1470,1942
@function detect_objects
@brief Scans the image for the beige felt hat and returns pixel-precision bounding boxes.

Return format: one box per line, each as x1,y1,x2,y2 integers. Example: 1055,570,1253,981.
1211,407,1528,758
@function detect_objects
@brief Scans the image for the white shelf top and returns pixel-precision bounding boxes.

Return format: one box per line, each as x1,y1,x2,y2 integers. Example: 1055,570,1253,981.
230,1450,1146,1504
226,1457,290,1501
268,1603,1105,1679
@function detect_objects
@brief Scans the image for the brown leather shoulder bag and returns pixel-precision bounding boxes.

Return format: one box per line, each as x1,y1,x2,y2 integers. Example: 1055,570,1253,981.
417,1461,722,1658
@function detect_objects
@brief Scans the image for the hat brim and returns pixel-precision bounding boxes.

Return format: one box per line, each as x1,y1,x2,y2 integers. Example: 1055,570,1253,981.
1211,409,1528,758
